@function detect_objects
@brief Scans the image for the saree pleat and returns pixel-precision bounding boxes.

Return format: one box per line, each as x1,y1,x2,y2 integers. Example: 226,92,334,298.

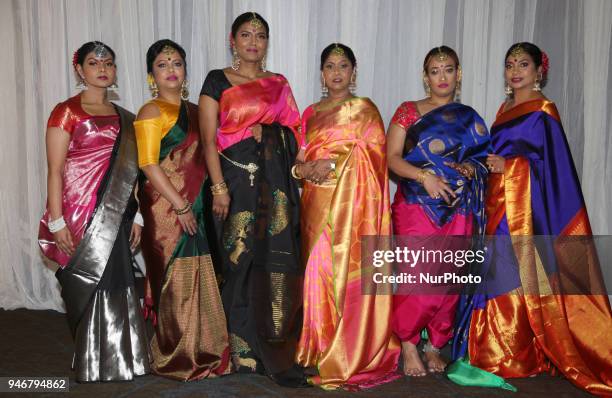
296,98,400,390
461,100,612,396
138,101,230,381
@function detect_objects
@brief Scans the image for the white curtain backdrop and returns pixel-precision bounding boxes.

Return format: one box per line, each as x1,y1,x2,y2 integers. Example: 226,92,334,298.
1,0,610,311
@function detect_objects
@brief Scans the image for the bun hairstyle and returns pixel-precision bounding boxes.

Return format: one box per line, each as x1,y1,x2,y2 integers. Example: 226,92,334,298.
146,39,187,75
231,12,270,38
320,43,356,70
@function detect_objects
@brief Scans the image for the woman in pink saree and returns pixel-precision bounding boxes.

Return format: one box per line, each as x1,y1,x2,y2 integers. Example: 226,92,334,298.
295,43,400,390
38,41,149,382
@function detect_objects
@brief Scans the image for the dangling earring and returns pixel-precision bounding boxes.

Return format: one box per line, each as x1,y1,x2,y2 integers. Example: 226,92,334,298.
260,54,267,72
108,81,118,92
454,66,462,101
349,69,357,95
321,75,328,97
532,75,542,92
231,47,240,71
76,75,87,91
505,83,513,96
147,74,159,98
181,80,189,100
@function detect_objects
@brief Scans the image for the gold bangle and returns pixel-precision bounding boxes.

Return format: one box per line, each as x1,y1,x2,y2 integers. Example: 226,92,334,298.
416,169,434,185
174,201,191,215
210,181,228,195
291,164,303,179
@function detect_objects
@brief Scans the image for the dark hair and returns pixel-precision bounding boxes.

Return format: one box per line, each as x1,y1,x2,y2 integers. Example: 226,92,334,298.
320,43,356,70
505,42,543,67
74,41,115,67
423,46,460,72
231,12,269,38
505,42,546,87
146,39,187,75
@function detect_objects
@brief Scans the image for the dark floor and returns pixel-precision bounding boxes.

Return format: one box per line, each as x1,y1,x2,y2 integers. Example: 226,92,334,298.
0,309,592,398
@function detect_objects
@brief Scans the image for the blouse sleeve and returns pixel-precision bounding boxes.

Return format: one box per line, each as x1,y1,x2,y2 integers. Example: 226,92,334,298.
390,101,419,130
47,102,77,134
134,117,164,168
200,69,232,102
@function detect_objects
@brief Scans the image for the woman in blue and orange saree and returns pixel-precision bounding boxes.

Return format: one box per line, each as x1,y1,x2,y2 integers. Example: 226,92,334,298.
387,46,489,377
135,40,230,381
199,13,306,387
38,42,149,382
451,42,612,396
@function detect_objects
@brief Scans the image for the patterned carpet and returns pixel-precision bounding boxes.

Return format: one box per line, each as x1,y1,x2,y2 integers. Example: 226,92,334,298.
0,309,591,398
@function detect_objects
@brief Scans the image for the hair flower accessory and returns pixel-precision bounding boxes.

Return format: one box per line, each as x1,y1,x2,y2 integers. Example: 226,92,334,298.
72,50,79,68
541,51,549,76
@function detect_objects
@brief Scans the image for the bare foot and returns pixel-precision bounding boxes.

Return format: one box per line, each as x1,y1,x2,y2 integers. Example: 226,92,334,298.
401,341,427,377
423,349,447,373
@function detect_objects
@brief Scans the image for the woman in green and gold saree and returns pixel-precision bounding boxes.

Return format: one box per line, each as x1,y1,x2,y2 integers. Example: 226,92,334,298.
135,39,230,381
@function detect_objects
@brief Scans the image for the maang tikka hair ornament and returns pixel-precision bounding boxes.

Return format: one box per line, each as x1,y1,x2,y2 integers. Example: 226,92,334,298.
250,12,263,30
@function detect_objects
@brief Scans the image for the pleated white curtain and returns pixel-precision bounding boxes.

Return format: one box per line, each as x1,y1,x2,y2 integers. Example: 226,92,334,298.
1,0,610,311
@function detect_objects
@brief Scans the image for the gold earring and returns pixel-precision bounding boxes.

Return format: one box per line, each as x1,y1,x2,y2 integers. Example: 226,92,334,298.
454,67,462,101
349,70,357,95
321,75,328,97
181,80,189,100
261,54,267,72
532,74,542,92
231,47,240,71
505,83,513,96
147,74,158,98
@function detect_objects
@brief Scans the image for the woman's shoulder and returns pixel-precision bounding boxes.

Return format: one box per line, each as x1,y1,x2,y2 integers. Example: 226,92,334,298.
47,95,86,132
135,100,162,121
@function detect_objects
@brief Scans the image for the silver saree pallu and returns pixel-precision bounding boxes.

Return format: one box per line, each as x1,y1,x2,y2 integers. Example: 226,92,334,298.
56,105,151,382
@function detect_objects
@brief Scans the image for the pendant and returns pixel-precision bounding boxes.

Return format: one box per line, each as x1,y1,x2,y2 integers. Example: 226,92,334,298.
249,173,255,186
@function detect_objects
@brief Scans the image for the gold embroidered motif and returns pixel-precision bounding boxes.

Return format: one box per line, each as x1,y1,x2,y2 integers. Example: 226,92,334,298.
428,138,446,155
474,121,486,136
223,211,255,265
268,190,289,236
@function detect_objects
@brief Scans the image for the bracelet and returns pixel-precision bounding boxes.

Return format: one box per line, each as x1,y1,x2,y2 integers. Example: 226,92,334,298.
210,181,229,196
48,216,66,233
416,168,435,185
133,212,144,227
291,164,303,179
174,201,191,215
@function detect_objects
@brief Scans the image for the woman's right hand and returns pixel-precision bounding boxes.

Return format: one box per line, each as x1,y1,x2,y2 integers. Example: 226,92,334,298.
212,192,230,221
422,174,456,204
177,209,198,236
53,227,75,256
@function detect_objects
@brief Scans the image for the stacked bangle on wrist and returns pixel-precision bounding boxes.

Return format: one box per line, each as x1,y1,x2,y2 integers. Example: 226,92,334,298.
133,212,144,227
210,181,229,196
416,168,435,185
174,201,191,215
48,216,66,233
291,164,303,180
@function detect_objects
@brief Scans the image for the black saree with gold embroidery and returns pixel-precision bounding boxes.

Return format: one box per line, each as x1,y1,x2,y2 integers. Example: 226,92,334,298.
200,69,305,386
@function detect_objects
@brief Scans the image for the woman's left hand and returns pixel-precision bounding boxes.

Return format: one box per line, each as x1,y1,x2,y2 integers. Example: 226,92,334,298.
306,159,334,184
486,154,505,173
250,124,263,143
130,223,142,251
